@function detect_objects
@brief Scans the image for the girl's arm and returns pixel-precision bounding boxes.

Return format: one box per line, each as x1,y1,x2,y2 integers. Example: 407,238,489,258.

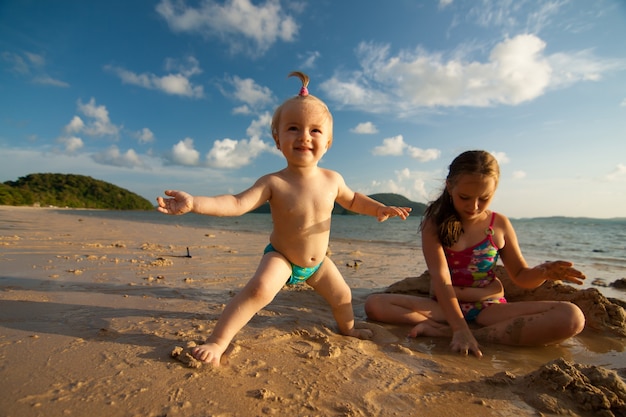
422,221,482,357
157,176,272,217
498,215,585,289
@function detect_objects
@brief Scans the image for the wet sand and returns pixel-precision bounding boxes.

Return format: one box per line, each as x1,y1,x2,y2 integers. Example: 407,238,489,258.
1,206,625,417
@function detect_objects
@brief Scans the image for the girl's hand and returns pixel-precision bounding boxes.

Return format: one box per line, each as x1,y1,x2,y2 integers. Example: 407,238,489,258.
537,261,586,285
450,328,483,358
376,206,412,222
156,190,194,215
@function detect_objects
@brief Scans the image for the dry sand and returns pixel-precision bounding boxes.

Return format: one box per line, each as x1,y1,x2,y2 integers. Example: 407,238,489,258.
1,206,625,417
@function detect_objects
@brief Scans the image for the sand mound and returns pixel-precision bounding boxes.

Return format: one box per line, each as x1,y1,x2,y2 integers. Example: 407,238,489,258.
487,358,626,417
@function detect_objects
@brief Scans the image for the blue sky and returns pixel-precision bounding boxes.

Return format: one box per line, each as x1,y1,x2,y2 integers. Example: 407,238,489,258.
1,0,625,219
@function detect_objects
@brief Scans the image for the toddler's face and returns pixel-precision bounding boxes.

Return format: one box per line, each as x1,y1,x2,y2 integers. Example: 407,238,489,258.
275,100,332,166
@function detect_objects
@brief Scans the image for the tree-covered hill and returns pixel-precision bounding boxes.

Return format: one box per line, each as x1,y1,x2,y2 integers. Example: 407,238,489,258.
251,192,426,215
1,173,154,210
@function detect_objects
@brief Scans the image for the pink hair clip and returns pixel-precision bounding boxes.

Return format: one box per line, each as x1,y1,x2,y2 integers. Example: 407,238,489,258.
299,86,309,96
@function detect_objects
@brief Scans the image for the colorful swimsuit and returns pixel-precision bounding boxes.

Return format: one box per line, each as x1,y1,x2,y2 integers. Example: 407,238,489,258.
264,243,323,285
443,212,507,321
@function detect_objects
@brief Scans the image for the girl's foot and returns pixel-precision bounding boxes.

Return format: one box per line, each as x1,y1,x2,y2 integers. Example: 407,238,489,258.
408,321,451,338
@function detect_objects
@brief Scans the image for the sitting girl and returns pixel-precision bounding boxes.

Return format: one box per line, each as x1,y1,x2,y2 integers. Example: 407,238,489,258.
364,150,586,357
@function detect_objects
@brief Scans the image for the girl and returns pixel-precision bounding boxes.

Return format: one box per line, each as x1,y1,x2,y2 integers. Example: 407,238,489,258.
364,150,586,357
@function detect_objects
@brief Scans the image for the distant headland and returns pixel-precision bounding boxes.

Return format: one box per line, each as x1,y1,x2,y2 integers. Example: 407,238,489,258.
1,173,427,214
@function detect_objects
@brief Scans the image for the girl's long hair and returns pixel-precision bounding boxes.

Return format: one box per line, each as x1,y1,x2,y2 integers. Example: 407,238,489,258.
420,150,499,247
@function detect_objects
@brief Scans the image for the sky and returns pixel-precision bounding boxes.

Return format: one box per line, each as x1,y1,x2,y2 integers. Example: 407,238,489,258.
1,0,625,219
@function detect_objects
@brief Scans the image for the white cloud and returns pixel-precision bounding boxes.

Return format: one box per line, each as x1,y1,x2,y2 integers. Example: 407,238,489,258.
1,51,69,87
491,151,510,165
512,170,527,180
155,0,299,56
606,164,626,181
64,116,85,134
56,98,120,155
320,34,623,115
32,75,70,87
77,98,120,137
298,50,321,69
407,147,441,162
246,112,272,140
105,57,204,98
58,136,84,153
373,135,405,156
205,136,271,168
365,169,430,203
621,98,626,107
135,128,155,144
373,135,440,162
351,122,378,134
170,138,200,166
226,76,274,109
92,145,146,169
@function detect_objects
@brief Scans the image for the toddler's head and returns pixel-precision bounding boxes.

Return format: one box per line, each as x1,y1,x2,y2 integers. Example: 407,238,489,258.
271,71,334,147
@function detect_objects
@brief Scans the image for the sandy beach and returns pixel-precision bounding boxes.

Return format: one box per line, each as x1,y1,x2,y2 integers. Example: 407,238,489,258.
1,206,625,417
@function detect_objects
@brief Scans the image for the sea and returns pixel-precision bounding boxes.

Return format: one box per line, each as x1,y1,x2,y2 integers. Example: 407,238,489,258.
77,210,626,300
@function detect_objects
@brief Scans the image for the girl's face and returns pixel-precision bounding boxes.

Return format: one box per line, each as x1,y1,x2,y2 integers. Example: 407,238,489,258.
275,100,332,167
447,173,497,222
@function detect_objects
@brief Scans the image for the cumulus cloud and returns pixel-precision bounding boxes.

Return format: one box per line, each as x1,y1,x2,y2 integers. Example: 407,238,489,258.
155,0,299,56
56,98,121,155
105,56,204,98
58,136,84,153
606,164,626,181
373,135,406,156
366,168,430,202
373,135,440,162
351,122,378,134
205,136,271,168
134,128,155,144
64,116,85,134
76,98,120,137
169,138,200,166
320,34,623,115
225,76,274,110
246,112,272,140
92,145,146,169
491,151,510,165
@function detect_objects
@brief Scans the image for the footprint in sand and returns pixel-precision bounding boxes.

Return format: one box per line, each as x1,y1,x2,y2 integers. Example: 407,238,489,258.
289,329,341,359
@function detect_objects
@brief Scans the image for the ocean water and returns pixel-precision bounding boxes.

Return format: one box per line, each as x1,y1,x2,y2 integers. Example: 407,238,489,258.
72,210,626,293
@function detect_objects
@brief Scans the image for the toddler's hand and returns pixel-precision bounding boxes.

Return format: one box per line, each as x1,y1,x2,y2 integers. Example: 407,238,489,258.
156,190,194,215
377,206,412,222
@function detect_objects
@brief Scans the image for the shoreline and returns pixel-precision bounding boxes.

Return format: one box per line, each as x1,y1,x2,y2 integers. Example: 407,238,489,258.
1,205,625,416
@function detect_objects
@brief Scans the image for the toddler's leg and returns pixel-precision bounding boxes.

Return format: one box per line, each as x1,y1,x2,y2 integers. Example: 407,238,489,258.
192,252,291,366
308,258,372,340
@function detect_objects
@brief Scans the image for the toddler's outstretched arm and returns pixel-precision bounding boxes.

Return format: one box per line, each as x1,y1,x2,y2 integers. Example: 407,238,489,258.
157,190,194,215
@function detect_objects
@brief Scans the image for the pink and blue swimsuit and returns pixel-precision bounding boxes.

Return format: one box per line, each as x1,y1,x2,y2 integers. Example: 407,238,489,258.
444,212,507,321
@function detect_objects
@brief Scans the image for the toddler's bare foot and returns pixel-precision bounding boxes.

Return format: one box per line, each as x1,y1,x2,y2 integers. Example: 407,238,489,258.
191,342,226,367
408,321,451,338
